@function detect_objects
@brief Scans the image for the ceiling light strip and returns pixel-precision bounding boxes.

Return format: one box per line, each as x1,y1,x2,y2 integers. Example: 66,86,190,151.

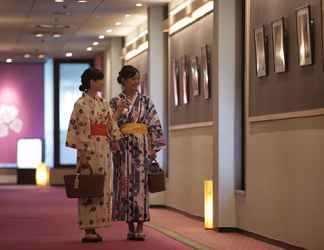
164,0,214,35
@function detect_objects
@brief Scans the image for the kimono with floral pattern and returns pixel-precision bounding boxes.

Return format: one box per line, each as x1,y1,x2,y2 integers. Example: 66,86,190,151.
66,93,121,229
110,92,165,222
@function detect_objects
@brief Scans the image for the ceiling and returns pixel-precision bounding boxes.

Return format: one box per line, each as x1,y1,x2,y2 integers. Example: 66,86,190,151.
0,0,169,63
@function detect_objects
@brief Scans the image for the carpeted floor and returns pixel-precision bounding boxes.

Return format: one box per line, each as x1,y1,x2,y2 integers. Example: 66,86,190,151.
0,185,192,250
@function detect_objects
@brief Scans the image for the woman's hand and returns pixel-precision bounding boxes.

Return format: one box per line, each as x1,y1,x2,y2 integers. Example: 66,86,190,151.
148,150,157,160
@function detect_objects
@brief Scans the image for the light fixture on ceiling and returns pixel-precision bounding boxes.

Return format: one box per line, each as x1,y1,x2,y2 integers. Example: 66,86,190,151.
164,0,214,35
35,33,44,38
124,30,148,61
136,3,143,7
65,52,73,57
38,54,45,59
54,0,64,3
6,58,13,63
92,41,99,46
125,14,131,18
106,29,113,33
86,47,92,51
98,35,105,39
115,22,121,26
24,54,31,59
53,33,62,38
77,0,88,2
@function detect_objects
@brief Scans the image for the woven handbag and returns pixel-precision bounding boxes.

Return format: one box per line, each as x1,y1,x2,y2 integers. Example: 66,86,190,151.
63,174,104,198
148,160,165,193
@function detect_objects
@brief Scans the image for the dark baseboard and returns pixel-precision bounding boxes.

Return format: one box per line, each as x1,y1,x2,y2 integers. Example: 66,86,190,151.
216,227,305,250
151,206,304,250
17,169,36,185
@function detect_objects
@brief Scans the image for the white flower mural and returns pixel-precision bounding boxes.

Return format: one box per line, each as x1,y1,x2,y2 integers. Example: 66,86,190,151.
0,104,23,138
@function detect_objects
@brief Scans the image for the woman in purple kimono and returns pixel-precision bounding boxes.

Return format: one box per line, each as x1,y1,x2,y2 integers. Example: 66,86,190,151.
110,65,165,240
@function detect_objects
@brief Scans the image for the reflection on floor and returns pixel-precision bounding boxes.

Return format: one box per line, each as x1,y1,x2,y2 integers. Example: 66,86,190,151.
149,208,284,250
0,185,285,250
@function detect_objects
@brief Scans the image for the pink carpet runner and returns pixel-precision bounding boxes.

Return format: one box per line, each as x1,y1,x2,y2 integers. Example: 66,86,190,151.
0,186,192,250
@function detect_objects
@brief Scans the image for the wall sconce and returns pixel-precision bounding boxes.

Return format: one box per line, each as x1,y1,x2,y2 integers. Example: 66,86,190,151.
35,162,50,186
204,180,214,229
164,0,214,35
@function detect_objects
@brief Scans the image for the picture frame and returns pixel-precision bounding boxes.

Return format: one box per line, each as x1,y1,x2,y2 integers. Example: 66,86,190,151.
296,5,312,66
171,59,180,106
201,45,210,99
271,18,287,73
180,56,189,104
254,26,267,77
190,56,200,96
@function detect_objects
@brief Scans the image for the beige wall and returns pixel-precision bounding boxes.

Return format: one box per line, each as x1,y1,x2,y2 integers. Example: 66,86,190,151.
237,1,324,249
237,117,324,250
166,126,214,217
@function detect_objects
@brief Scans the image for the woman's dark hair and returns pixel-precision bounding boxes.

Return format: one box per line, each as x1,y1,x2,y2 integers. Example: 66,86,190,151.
79,67,104,92
117,65,139,85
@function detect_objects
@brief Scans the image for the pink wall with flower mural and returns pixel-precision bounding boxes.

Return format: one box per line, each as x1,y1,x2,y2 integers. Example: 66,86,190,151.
0,63,44,165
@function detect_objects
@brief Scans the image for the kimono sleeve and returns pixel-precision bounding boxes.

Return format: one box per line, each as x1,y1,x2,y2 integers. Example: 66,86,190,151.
146,98,166,153
106,106,122,141
65,101,92,151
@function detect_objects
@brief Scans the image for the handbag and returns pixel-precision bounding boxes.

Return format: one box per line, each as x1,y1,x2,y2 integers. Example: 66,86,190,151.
63,173,105,198
148,159,165,193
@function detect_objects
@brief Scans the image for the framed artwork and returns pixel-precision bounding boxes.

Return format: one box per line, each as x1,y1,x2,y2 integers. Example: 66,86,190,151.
254,26,267,77
190,56,200,96
296,5,312,66
181,56,189,104
171,60,180,106
272,18,287,73
201,45,210,99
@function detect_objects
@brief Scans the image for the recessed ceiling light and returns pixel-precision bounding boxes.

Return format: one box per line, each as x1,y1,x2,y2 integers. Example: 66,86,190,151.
35,33,44,38
92,41,99,46
54,0,64,3
53,33,61,38
98,35,105,39
136,3,143,7
125,14,131,17
65,52,73,57
6,58,13,63
24,54,31,58
115,22,121,26
77,0,87,2
86,47,93,51
38,54,45,59
106,29,113,33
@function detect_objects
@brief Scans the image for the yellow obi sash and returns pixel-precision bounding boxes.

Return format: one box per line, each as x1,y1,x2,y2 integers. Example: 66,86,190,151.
120,123,148,135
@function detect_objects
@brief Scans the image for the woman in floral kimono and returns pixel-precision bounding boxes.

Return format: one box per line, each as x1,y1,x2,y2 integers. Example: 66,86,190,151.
110,65,165,240
66,68,122,243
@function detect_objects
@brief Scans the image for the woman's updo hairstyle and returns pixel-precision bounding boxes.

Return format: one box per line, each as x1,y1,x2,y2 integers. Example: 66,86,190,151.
79,67,104,92
117,65,139,85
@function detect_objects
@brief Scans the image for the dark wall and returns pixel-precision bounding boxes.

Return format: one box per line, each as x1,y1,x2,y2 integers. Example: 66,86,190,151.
127,51,148,75
250,0,324,116
170,13,213,125
127,51,148,95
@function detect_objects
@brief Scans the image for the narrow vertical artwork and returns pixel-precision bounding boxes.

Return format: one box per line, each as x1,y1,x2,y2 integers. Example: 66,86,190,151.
172,60,180,106
201,45,210,99
181,56,189,104
296,5,312,66
190,56,200,96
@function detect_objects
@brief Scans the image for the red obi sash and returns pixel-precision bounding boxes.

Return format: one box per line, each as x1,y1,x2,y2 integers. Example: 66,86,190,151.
91,124,107,136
